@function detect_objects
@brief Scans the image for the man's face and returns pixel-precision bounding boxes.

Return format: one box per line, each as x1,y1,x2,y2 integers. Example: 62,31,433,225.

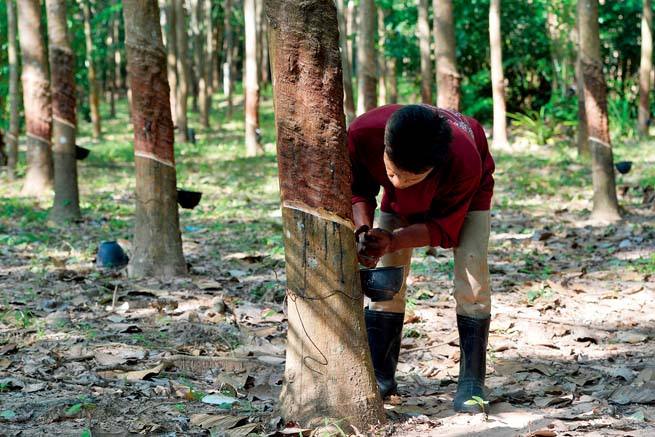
383,151,433,189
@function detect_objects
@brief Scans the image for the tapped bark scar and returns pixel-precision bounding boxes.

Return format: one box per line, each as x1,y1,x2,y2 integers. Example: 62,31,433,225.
282,200,354,230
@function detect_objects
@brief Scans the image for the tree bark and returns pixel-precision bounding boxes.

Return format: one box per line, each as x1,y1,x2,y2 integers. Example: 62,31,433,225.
175,0,190,142
639,0,653,135
6,0,20,180
433,0,460,110
244,0,262,156
489,0,508,148
123,0,187,278
578,0,621,221
223,0,234,116
336,0,355,122
357,0,377,114
82,0,102,139
199,0,213,128
17,0,53,196
46,0,81,222
418,0,433,103
265,0,385,429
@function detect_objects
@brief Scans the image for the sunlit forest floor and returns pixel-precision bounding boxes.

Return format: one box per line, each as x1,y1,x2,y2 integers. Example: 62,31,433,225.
1,91,655,436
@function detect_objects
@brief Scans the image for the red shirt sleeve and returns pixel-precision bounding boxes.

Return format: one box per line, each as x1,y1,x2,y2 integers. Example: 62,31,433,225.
348,127,380,207
425,175,478,248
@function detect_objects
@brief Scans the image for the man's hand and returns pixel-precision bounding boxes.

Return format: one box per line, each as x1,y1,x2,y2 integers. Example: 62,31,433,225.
355,226,394,268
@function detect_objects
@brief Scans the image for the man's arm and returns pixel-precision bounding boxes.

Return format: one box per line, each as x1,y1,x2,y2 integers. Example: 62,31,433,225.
353,201,375,230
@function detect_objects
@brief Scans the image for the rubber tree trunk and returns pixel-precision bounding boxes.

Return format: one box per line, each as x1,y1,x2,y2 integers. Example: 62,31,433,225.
574,21,590,156
107,10,117,118
223,0,234,116
259,2,270,86
190,0,202,113
6,0,20,180
489,0,508,148
199,0,213,128
175,1,190,142
212,5,223,92
164,0,178,123
433,0,460,110
265,1,385,429
123,0,187,278
82,0,102,140
357,0,377,114
639,0,653,136
418,0,433,103
114,9,123,95
17,0,53,196
377,8,387,105
578,0,621,222
347,0,356,79
46,0,81,222
336,0,356,123
244,0,262,156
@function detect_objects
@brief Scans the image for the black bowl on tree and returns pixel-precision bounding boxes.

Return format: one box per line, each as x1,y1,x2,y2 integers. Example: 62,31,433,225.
96,240,129,269
75,146,90,160
615,161,632,174
359,266,405,302
177,189,203,209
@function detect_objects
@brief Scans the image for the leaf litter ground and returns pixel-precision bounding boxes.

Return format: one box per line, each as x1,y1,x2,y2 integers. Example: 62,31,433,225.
1,99,655,436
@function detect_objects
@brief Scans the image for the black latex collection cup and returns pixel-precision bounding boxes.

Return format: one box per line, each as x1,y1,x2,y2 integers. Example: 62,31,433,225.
360,266,404,301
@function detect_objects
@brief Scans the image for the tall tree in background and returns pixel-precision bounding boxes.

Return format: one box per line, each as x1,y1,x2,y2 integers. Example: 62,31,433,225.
175,0,190,142
265,0,385,429
574,22,590,156
578,0,620,221
46,0,81,222
114,9,123,97
82,0,102,139
199,0,213,128
244,0,262,156
17,0,53,196
638,0,652,136
164,0,178,120
190,0,202,113
357,0,377,114
258,2,270,86
6,0,20,180
378,8,388,104
433,0,460,110
336,0,356,123
418,0,433,103
123,0,187,277
347,0,356,79
489,0,509,148
223,0,235,116
106,11,117,118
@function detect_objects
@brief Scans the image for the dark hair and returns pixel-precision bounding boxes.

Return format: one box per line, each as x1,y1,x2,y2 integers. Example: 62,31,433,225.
384,105,452,174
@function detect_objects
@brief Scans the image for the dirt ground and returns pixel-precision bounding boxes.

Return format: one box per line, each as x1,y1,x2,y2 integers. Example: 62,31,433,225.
2,127,655,436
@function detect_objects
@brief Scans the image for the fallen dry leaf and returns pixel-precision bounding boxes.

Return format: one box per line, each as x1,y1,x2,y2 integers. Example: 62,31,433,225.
190,414,245,430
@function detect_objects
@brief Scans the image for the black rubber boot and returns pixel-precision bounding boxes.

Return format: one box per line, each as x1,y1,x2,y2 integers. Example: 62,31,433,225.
364,308,404,398
453,314,491,413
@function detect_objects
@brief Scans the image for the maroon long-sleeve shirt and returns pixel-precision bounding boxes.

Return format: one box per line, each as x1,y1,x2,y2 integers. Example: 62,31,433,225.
348,104,495,249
